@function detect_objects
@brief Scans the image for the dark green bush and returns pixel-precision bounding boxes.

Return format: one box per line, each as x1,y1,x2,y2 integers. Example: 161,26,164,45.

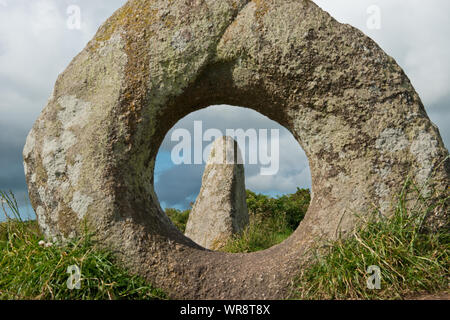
165,208,190,233
222,188,310,253
246,188,310,229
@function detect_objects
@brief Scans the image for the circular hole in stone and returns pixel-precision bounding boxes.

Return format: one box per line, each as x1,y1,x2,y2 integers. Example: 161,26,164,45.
154,105,311,252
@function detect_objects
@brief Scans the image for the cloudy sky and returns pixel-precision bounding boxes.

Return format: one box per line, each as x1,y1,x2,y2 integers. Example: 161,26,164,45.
0,1,448,216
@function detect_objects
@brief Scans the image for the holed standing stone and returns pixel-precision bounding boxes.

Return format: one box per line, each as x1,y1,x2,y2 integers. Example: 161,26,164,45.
23,0,449,299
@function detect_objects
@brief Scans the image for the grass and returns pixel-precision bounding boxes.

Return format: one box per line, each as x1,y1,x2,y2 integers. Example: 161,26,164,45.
0,191,166,300
1,179,448,300
292,179,449,300
221,188,310,253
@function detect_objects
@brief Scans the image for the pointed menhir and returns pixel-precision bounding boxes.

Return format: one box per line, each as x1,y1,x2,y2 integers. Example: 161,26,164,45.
185,136,249,250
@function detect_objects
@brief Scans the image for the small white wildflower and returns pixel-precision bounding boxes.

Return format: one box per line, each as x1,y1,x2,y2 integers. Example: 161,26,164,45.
45,242,53,248
38,240,46,247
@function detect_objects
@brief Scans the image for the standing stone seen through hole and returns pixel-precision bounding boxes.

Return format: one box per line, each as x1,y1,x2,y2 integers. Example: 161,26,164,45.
185,136,249,250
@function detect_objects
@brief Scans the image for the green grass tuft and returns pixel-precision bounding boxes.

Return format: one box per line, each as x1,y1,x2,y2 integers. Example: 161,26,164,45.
220,188,310,253
292,180,449,300
0,191,166,300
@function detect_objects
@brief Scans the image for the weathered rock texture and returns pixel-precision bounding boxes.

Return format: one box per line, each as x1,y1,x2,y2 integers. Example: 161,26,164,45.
23,0,449,299
185,136,249,250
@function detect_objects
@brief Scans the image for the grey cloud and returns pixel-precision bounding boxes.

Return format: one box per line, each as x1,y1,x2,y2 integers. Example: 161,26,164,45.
0,121,31,205
0,0,126,210
155,164,205,209
428,96,450,149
